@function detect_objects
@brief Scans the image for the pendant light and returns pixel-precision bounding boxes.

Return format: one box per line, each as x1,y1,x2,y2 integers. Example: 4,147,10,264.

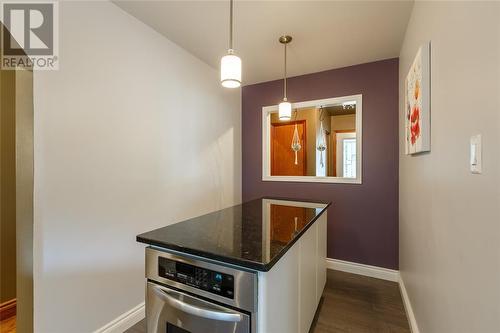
278,35,292,120
220,0,241,88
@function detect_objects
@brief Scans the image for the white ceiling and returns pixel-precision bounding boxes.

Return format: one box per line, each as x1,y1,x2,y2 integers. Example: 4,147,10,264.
114,1,414,85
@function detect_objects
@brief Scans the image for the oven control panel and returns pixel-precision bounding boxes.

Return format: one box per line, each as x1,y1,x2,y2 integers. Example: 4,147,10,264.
158,257,235,299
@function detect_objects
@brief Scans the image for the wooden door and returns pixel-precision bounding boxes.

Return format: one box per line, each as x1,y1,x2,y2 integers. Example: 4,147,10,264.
271,121,306,176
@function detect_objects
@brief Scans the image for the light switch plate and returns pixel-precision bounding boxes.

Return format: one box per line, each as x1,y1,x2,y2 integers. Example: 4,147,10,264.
470,134,482,174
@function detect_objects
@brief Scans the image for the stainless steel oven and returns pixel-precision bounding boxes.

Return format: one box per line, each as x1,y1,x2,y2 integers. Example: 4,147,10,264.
145,248,257,333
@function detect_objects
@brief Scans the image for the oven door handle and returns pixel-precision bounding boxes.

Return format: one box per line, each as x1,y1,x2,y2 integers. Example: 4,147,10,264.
152,284,243,323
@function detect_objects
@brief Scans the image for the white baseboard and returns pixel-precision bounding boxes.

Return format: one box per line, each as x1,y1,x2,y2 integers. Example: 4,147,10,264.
326,258,399,282
93,302,145,333
399,276,420,333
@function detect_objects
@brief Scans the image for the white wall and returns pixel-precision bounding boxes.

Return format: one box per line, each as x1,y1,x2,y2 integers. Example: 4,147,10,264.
399,2,500,333
33,2,241,332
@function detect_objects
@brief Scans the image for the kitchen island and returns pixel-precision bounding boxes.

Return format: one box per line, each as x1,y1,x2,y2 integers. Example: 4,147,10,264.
137,197,330,333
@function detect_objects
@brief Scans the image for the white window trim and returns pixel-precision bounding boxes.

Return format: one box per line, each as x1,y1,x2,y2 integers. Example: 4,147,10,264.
261,94,363,184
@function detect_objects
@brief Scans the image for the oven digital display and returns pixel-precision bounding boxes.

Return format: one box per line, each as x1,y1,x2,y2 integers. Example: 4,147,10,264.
176,262,195,278
158,257,235,299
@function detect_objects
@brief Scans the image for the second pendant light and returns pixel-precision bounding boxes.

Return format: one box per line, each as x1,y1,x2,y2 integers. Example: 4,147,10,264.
278,35,292,120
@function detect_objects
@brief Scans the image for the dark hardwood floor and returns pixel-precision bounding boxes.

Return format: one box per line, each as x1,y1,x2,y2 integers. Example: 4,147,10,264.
126,270,410,333
125,318,145,333
310,270,410,333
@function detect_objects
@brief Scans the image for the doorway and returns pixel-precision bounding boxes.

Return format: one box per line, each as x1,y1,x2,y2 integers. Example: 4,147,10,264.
1,63,17,333
0,23,34,333
331,129,356,178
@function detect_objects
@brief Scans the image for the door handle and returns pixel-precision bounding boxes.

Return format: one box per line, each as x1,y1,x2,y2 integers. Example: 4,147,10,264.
152,284,243,323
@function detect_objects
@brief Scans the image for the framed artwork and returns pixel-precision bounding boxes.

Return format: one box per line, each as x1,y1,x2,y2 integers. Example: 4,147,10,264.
405,42,431,154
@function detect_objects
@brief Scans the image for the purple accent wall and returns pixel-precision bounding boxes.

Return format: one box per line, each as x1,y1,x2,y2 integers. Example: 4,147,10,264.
242,58,399,269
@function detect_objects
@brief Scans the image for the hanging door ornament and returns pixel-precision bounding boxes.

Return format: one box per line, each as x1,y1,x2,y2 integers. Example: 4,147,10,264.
317,107,327,167
291,123,302,165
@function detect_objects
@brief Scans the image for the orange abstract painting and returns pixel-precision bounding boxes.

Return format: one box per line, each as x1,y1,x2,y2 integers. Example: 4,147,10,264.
405,42,431,154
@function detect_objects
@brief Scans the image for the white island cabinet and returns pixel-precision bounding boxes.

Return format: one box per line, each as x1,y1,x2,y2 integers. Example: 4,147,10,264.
257,201,327,333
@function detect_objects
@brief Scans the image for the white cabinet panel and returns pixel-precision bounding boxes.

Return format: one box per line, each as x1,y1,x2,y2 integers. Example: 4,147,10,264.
316,214,327,301
258,245,300,333
299,223,318,333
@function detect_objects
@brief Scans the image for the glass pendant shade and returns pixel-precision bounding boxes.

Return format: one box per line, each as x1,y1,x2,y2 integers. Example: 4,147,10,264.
279,100,292,120
221,50,241,88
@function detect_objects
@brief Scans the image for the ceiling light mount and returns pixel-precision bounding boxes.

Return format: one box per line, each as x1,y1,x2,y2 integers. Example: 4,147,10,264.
342,101,356,110
279,35,292,44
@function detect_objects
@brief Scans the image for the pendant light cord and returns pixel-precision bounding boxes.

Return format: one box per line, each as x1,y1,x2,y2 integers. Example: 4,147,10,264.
283,41,287,100
229,0,233,50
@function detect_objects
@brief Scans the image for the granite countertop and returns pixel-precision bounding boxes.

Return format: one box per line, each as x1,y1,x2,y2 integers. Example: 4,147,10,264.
137,197,330,271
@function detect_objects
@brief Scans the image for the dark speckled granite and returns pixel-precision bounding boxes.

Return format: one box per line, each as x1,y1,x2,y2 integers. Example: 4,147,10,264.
137,198,330,271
